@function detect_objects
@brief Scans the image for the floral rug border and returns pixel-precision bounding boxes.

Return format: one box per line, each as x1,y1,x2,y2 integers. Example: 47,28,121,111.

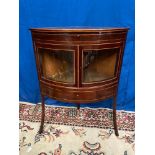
19,102,135,131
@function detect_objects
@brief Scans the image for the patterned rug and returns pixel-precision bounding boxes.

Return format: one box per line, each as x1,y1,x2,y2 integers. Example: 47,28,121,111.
19,102,135,155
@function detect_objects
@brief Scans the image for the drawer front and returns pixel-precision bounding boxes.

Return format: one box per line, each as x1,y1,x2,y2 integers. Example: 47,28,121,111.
32,32,127,43
41,84,116,103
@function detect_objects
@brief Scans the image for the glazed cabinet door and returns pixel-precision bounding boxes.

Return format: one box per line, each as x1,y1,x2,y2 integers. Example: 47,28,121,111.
80,42,124,86
35,43,77,86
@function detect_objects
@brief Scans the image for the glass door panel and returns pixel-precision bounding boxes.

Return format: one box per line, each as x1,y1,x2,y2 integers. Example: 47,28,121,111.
83,48,119,83
39,48,74,83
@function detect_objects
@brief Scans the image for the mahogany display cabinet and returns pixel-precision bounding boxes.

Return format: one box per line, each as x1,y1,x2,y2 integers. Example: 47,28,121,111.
30,27,128,136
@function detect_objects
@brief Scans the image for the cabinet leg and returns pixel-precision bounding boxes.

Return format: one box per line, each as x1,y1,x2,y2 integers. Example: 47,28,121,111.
113,96,119,136
39,95,45,134
77,104,80,110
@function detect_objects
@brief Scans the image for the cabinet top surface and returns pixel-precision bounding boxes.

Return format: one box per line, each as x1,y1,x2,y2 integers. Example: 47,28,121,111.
30,27,129,33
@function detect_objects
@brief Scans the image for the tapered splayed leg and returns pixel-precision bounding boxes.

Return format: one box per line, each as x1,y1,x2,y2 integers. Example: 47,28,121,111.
39,96,45,134
77,104,80,110
113,96,119,136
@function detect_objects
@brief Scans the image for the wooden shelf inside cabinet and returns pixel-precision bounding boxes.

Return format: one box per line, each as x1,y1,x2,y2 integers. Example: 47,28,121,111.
30,27,128,136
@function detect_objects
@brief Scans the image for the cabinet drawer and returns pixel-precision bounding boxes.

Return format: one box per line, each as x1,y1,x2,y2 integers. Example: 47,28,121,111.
41,84,116,103
32,32,127,43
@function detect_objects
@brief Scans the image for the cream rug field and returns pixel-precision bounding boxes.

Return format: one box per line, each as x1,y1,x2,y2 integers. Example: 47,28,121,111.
19,102,135,155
